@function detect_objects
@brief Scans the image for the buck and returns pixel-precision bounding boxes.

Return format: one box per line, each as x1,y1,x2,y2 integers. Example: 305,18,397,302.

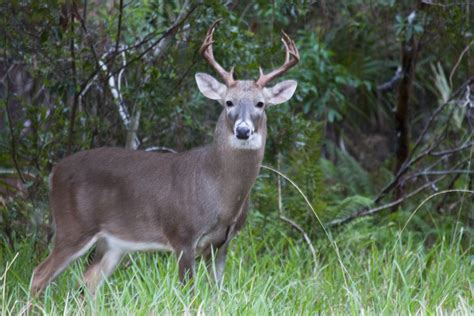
31,20,299,296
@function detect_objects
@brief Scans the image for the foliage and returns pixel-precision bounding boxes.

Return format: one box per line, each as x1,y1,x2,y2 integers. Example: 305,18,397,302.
0,1,473,312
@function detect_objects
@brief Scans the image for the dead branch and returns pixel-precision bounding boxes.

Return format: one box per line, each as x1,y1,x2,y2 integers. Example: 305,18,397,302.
279,215,317,265
435,163,467,212
449,39,474,88
420,1,474,8
377,67,402,92
431,141,474,156
412,169,474,177
274,155,317,268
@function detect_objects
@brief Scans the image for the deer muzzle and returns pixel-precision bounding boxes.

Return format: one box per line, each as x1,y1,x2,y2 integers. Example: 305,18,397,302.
234,120,254,140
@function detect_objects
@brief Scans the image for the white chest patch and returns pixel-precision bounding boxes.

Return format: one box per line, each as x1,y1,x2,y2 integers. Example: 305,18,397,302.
228,133,263,150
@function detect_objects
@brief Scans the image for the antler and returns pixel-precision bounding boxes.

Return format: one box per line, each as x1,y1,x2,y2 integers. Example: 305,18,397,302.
200,19,236,87
256,31,300,87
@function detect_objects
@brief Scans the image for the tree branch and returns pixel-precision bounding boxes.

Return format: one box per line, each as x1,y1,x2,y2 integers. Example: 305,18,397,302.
377,66,402,92
329,173,448,226
111,3,197,77
374,77,473,204
279,215,317,265
431,141,474,156
449,39,474,88
330,156,471,227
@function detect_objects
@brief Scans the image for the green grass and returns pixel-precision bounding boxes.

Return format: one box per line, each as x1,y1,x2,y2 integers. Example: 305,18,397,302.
0,214,472,315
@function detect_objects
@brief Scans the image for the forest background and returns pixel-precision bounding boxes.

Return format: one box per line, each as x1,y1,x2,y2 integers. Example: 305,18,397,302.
0,0,472,314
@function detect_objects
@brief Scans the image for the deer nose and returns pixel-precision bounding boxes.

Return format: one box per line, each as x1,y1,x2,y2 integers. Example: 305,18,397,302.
236,126,251,140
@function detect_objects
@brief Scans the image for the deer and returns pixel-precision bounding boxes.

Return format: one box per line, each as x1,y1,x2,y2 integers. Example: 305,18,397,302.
30,20,299,296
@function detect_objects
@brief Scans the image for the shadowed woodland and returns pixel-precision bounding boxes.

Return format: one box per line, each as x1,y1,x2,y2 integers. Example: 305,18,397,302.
0,1,473,314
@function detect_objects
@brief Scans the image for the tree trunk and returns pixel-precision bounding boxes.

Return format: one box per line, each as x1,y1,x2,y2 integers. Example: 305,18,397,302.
393,9,421,204
125,108,141,150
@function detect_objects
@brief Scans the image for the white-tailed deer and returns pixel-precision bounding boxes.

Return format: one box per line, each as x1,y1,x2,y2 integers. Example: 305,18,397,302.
31,20,299,296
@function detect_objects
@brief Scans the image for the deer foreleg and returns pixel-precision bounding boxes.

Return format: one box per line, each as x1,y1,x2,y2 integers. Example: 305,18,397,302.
177,247,195,284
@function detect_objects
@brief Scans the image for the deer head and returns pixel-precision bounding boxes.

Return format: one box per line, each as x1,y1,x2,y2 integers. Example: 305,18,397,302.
195,20,299,149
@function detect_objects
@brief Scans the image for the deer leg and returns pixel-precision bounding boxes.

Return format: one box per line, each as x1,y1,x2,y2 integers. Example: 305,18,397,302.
176,247,195,284
206,224,237,285
213,244,228,284
207,240,230,285
83,239,122,296
31,235,97,296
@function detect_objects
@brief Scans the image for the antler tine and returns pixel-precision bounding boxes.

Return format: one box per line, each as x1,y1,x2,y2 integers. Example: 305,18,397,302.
256,31,299,87
200,19,235,86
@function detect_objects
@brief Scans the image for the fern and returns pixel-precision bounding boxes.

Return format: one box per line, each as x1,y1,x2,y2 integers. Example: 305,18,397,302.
327,195,373,218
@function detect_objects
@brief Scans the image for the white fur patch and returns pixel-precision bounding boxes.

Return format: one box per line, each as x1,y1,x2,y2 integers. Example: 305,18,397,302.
101,233,173,253
228,133,263,150
233,119,255,135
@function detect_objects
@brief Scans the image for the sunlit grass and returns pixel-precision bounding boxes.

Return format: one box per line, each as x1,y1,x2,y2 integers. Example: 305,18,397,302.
0,213,472,315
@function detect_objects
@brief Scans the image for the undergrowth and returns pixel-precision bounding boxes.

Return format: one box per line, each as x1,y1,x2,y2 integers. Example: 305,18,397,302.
0,212,472,315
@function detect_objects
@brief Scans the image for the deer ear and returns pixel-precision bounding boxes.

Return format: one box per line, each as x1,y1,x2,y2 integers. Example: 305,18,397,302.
195,73,227,100
263,80,297,105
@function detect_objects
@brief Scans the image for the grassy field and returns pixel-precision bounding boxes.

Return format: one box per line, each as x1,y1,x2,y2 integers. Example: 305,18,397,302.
0,212,472,315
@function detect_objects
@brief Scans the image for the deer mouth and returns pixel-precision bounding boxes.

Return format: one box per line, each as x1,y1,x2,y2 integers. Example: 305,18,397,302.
229,132,262,150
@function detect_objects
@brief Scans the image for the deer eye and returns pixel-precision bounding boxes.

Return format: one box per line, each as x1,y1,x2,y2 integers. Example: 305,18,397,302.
226,100,234,107
256,101,264,108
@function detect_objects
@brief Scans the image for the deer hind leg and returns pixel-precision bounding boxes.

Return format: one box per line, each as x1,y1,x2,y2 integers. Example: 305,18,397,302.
83,238,123,296
31,234,98,296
